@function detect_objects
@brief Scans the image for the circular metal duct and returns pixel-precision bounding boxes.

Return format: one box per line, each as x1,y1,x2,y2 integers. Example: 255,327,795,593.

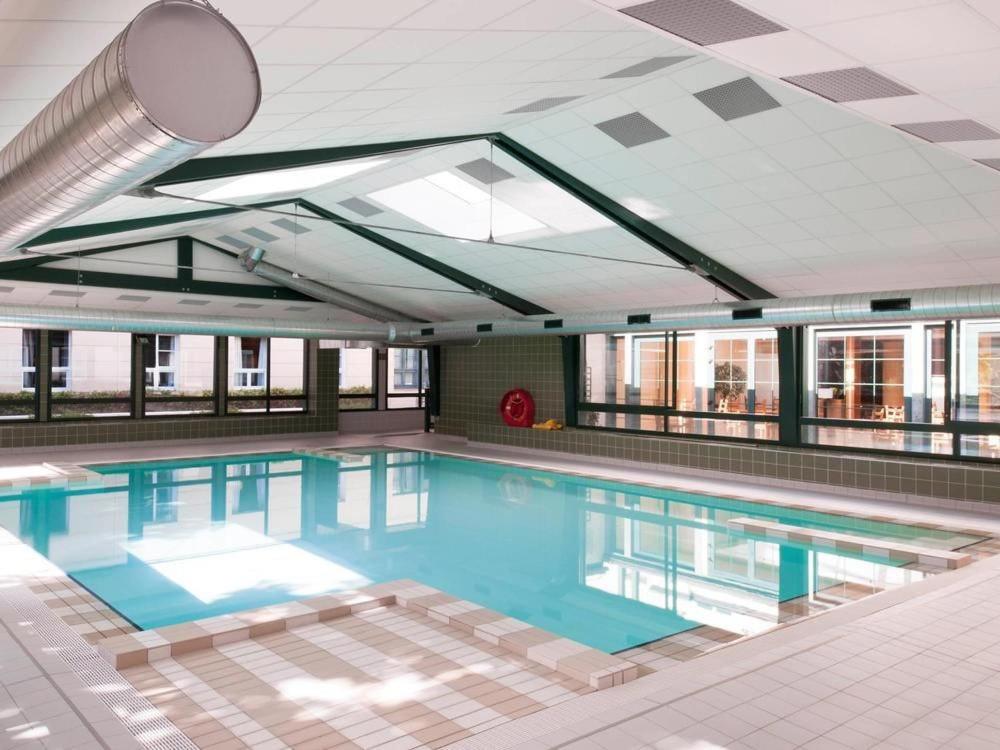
0,0,261,254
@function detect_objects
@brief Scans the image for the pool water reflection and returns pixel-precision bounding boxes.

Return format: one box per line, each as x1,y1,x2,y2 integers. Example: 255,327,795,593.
0,449,978,652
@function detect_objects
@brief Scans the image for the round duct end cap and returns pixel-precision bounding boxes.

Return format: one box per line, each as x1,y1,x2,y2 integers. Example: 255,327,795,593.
123,0,261,144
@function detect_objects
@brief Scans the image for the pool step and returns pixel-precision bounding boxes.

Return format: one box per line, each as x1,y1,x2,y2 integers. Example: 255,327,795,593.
727,517,972,569
95,580,639,690
293,447,367,463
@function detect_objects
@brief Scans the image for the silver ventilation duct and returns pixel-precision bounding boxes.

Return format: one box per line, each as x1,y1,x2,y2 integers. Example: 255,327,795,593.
239,248,414,323
397,284,1000,343
0,303,390,341
1,284,998,344
0,0,261,254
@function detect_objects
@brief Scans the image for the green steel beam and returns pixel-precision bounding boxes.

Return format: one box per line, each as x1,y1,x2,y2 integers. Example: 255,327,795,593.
177,236,194,283
0,237,186,271
295,199,551,316
141,134,497,188
21,200,296,249
492,134,773,301
0,265,313,301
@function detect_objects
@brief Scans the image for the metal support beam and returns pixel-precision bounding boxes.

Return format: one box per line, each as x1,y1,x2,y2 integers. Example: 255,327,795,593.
295,199,551,316
492,134,773,301
141,134,497,188
777,327,802,447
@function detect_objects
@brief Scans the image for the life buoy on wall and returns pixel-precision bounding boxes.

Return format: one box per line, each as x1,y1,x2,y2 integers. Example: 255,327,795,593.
499,388,535,428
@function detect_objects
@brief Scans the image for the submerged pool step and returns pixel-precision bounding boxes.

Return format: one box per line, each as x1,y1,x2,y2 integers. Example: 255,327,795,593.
95,579,639,690
727,517,972,570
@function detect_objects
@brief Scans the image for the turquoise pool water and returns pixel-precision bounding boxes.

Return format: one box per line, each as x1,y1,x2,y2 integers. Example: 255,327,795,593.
0,449,979,652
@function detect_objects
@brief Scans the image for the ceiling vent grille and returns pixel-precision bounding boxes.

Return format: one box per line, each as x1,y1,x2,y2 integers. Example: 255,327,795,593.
338,197,383,217
271,218,310,234
49,290,85,298
620,0,785,46
504,96,582,114
895,119,1000,143
243,227,279,243
217,234,251,249
694,77,780,121
117,294,150,302
178,298,210,306
456,158,515,185
783,67,915,103
595,112,669,148
604,56,693,79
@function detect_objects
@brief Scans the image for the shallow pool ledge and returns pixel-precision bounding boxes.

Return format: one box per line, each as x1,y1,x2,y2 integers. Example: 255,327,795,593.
95,579,640,690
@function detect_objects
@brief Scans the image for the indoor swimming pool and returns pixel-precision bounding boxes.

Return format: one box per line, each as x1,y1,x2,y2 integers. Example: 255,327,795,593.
0,449,983,653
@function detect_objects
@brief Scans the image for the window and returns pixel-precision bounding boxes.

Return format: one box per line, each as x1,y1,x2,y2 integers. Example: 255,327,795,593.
227,336,306,414
956,320,1000,459
338,346,376,410
802,324,959,456
232,337,266,389
50,330,70,390
578,329,779,441
0,329,37,421
51,331,132,419
387,347,428,409
143,334,215,416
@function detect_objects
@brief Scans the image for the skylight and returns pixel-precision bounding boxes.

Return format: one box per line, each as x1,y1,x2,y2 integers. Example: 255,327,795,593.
196,159,389,202
368,171,545,240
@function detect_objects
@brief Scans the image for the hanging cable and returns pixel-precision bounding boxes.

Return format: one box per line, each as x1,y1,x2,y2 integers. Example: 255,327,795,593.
145,188,690,272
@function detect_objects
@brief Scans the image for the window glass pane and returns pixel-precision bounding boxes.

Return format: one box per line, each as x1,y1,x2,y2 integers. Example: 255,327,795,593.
228,336,268,413
578,411,664,431
270,338,305,412
145,334,215,416
803,425,951,456
387,347,426,409
669,416,777,441
581,333,666,407
957,320,1000,423
810,329,907,421
960,435,1000,460
339,347,375,410
0,329,36,420
51,331,131,419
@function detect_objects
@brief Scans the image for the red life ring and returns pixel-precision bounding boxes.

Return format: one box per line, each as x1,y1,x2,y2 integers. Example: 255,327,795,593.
499,388,535,428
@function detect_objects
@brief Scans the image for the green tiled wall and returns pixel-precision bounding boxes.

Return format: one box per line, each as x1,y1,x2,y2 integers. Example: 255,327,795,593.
0,345,339,449
438,337,1000,506
436,337,564,436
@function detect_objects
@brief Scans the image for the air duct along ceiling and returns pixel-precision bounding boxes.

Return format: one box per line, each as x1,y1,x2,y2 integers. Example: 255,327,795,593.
0,0,261,255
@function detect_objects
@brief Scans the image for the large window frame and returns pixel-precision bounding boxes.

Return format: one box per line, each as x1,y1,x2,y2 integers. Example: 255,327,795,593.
387,347,428,410
141,333,217,418
571,321,1000,463
49,330,133,421
338,345,378,411
227,336,309,415
577,330,780,444
0,329,40,422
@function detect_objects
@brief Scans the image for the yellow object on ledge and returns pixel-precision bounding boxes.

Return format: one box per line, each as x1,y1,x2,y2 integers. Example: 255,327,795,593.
531,418,564,431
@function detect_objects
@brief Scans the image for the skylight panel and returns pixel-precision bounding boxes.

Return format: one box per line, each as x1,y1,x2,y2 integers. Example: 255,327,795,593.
194,159,389,202
368,171,544,240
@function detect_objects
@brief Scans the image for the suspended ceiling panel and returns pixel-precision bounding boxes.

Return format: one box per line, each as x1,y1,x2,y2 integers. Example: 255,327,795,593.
0,0,701,158
42,241,179,278
501,50,1000,296
600,0,1000,173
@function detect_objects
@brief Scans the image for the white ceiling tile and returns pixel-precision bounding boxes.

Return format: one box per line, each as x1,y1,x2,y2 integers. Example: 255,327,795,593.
879,173,958,204
903,195,980,224
0,20,119,64
712,150,784,181
337,29,467,64
728,108,814,147
487,0,593,30
725,203,788,227
696,183,761,209
737,0,942,28
774,194,838,220
845,95,965,125
851,148,932,181
285,64,402,93
928,218,999,242
943,140,1000,159
710,30,856,77
253,27,378,65
289,0,432,27
796,213,863,238
807,3,1000,65
764,135,842,170
940,166,1000,195
742,172,813,201
849,205,919,231
823,184,894,212
875,49,1000,95
822,122,910,158
396,0,533,29
257,65,319,94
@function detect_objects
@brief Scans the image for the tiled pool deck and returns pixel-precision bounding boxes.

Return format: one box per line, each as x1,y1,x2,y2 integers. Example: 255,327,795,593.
3,432,1000,750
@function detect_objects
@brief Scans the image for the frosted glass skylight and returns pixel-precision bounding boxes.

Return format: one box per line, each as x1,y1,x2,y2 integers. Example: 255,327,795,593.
368,171,545,240
196,159,389,202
